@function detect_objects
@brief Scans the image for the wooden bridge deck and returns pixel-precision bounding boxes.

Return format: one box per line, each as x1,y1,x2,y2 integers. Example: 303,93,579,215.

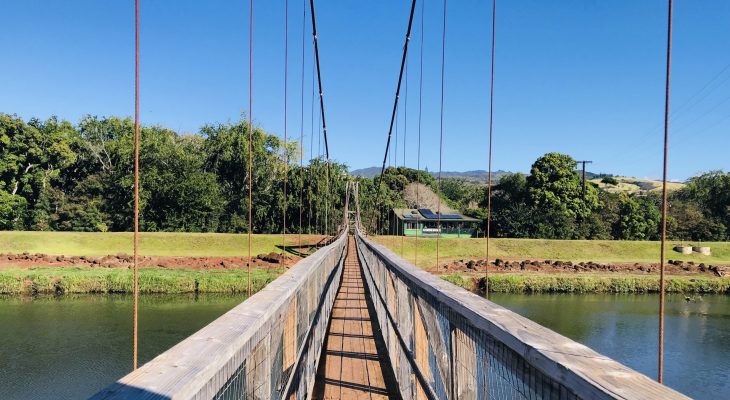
312,236,401,400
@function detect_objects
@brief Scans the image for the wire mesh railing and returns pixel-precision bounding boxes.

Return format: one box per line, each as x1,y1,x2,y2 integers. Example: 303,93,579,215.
354,228,690,400
91,230,348,400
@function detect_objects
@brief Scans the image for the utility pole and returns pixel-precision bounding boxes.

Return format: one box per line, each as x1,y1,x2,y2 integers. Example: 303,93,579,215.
576,160,593,200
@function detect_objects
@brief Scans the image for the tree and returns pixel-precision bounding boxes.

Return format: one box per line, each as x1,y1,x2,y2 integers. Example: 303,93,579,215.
439,178,483,211
0,114,78,228
526,152,599,219
613,195,660,240
679,171,730,240
0,190,26,229
667,199,726,242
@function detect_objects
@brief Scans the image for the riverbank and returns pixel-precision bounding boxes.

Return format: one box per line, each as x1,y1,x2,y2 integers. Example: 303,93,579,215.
2,266,727,296
0,267,283,295
442,272,730,294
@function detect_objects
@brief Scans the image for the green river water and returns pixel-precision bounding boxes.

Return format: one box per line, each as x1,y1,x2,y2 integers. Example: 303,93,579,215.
0,293,727,399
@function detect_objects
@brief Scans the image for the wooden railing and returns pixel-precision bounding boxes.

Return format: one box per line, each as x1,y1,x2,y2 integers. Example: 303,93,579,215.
91,231,348,400
354,228,690,400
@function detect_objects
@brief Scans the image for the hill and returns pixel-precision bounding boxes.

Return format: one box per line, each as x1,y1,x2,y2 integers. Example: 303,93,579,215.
350,167,511,183
402,182,458,213
590,176,685,194
349,166,382,178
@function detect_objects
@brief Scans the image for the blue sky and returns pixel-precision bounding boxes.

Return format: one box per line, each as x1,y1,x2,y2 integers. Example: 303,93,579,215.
1,0,728,181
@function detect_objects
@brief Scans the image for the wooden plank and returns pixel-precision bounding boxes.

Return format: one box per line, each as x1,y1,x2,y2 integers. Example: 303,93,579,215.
314,236,401,400
416,296,451,393
452,327,477,400
283,297,298,377
413,296,431,400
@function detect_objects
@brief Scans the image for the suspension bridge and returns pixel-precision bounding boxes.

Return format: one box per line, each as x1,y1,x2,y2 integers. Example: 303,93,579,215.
92,183,687,399
89,0,689,398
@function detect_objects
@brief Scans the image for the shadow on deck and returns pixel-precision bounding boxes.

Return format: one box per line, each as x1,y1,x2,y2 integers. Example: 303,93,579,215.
312,237,401,399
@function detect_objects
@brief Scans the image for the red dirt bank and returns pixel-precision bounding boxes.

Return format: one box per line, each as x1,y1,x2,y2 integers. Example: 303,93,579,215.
0,252,299,270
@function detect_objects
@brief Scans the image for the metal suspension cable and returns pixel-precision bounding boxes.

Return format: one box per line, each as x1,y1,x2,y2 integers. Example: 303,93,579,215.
309,52,315,234
308,0,330,164
484,0,497,300
658,0,673,384
308,0,333,237
482,4,497,392
371,0,418,231
403,55,408,172
394,103,398,170
317,90,321,233
132,0,140,371
282,0,289,255
414,0,424,265
393,103,398,236
401,56,407,256
247,0,254,297
298,0,305,250
435,0,447,272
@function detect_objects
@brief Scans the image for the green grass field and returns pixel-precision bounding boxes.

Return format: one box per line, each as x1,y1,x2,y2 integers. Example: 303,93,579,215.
373,236,730,268
0,231,323,257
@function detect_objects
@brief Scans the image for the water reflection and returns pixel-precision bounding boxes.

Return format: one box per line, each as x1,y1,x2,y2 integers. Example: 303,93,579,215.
1,293,727,399
490,293,730,399
0,294,247,399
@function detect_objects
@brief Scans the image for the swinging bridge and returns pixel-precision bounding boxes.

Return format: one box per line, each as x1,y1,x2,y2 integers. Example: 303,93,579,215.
91,0,686,398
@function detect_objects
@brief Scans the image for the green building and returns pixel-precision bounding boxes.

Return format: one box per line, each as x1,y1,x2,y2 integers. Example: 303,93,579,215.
389,208,480,238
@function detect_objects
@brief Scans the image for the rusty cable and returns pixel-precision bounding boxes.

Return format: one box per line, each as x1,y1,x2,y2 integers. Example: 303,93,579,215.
299,0,305,250
308,0,332,238
483,5,498,396
658,0,673,384
415,0,424,266
283,0,289,255
132,0,140,371
485,0,497,300
248,0,254,297
371,0,418,231
401,51,408,256
436,0,447,271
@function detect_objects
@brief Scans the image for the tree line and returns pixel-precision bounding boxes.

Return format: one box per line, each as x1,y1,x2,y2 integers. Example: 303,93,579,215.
0,113,348,234
2,113,728,241
368,153,729,242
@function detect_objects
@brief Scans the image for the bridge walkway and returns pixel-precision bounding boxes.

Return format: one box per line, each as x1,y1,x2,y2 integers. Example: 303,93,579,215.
312,236,401,399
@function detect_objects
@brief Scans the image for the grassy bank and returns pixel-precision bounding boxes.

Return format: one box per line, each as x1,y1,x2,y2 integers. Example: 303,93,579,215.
374,236,730,268
442,273,730,295
0,232,323,257
0,267,283,295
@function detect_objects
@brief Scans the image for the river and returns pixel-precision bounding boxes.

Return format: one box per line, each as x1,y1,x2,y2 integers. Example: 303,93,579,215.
0,293,727,399
490,293,730,399
0,294,246,399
